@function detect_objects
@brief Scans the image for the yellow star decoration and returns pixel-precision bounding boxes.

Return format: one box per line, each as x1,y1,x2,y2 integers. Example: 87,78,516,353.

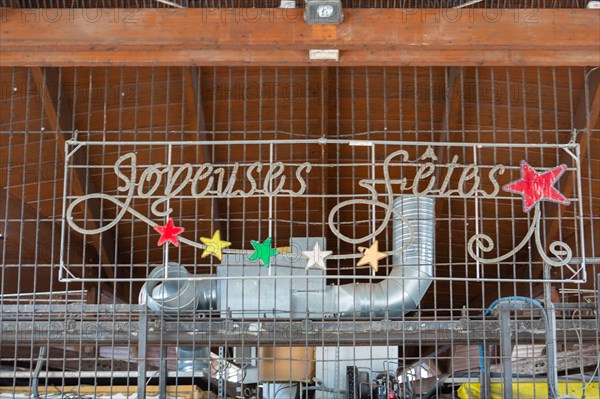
200,230,231,262
356,240,388,272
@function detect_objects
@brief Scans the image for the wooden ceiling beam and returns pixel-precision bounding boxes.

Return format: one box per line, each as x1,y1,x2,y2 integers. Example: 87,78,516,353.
30,67,118,280
1,9,598,66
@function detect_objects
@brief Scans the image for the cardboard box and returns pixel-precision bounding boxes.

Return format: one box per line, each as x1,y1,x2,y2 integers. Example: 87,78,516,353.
258,346,316,382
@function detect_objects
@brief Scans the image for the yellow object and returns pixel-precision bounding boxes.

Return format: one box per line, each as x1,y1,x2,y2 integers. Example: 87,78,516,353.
457,382,599,399
357,240,388,272
200,230,231,261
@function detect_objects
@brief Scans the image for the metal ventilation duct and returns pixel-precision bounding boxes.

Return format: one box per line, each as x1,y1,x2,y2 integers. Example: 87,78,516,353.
141,195,434,319
140,264,216,373
319,195,435,317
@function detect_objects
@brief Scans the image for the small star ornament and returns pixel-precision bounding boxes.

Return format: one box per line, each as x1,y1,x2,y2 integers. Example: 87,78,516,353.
356,240,388,272
200,230,231,261
249,237,278,267
302,242,332,271
503,160,569,212
153,218,185,247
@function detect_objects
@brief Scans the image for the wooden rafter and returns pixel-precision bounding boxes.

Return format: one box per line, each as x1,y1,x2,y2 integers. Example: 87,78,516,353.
183,67,206,134
433,67,462,272
182,66,222,232
0,187,94,293
323,67,335,254
0,188,89,266
30,67,118,279
1,9,598,66
435,67,463,182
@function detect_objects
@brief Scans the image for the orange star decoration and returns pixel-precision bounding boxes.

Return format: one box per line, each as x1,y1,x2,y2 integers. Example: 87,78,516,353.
200,230,231,262
153,218,185,247
356,240,388,273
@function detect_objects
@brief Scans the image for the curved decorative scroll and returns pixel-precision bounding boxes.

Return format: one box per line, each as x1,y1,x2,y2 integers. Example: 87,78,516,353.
326,149,416,260
66,193,249,255
468,204,572,267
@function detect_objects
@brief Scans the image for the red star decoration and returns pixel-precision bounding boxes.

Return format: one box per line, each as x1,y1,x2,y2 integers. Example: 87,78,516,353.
503,160,569,212
153,218,185,247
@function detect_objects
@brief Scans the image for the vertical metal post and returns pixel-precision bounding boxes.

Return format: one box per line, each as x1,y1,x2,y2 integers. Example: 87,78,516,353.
268,142,274,276
596,274,600,333
480,345,492,399
159,346,168,399
218,346,225,398
543,264,559,399
334,346,340,393
500,309,513,399
137,309,148,399
484,347,492,399
370,143,376,277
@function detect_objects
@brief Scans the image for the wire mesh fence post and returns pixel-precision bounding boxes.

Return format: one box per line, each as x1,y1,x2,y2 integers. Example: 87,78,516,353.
480,344,492,399
500,309,514,399
137,308,148,399
160,346,168,399
218,346,225,398
544,263,559,399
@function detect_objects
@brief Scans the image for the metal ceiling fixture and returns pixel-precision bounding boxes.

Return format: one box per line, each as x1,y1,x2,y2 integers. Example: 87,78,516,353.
304,0,344,24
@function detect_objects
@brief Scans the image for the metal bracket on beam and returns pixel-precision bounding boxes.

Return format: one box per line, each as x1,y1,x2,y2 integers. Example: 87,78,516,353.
309,49,339,61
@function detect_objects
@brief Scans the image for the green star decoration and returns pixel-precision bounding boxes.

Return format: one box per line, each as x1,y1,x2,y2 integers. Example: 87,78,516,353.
249,237,278,267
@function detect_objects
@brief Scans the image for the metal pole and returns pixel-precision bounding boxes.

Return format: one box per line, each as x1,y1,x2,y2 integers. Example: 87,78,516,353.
137,309,148,399
218,346,225,399
596,274,600,333
543,264,559,399
159,346,168,399
484,347,492,399
500,309,513,399
479,344,492,399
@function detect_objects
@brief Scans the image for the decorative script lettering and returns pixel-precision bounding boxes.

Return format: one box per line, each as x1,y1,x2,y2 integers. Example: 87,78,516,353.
66,152,311,234
64,146,574,269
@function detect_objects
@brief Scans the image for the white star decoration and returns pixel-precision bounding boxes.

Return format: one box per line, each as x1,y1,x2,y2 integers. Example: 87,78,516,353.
302,242,332,271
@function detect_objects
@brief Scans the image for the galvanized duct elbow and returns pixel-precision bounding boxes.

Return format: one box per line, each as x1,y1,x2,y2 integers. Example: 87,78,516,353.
143,263,217,313
324,196,435,317
142,195,433,322
140,263,217,373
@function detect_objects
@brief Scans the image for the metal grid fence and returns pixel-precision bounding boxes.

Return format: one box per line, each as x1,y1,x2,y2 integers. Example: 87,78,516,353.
0,65,599,399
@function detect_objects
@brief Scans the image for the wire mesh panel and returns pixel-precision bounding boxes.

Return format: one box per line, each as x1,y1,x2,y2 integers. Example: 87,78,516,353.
58,137,587,285
1,65,599,399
